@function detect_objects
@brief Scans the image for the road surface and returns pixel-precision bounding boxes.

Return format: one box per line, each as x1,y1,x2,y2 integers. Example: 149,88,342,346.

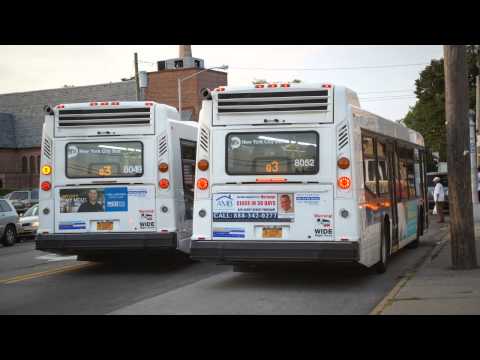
0,221,446,314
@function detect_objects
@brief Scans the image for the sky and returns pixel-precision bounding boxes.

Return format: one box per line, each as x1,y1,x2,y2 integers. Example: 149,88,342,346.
0,45,444,120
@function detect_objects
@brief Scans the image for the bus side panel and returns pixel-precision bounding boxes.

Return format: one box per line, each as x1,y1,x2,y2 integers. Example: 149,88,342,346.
39,117,55,235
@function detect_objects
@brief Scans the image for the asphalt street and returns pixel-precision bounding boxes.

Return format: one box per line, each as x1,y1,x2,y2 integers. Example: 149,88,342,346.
0,221,446,315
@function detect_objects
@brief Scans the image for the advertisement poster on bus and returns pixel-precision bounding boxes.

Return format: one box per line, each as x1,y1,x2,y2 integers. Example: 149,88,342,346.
59,187,128,213
212,193,294,222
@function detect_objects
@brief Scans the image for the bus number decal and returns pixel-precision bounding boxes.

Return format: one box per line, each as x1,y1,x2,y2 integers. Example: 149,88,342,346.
294,158,315,168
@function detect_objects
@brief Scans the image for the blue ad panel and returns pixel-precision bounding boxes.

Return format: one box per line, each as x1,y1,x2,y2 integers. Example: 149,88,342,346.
406,200,418,238
104,187,128,212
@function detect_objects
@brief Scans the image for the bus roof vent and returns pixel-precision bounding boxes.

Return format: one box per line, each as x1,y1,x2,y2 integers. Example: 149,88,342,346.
217,90,330,114
200,126,209,153
158,135,168,157
57,107,151,127
43,136,52,160
337,123,349,151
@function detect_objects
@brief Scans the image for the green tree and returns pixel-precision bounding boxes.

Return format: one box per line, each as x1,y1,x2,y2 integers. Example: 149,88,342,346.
403,46,479,162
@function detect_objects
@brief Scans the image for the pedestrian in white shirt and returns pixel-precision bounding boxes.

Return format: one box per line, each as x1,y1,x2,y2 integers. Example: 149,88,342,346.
433,177,445,223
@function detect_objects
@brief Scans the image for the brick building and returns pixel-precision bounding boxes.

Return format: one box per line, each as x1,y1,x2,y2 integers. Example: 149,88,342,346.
145,45,228,121
0,45,227,191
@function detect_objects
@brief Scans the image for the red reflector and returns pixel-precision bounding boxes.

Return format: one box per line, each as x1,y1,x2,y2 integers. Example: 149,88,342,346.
197,237,205,240
111,101,120,105
197,178,209,190
256,178,287,183
337,176,351,190
255,84,265,88
268,84,278,88
145,102,154,107
41,181,51,191
281,83,290,88
56,105,64,109
159,179,170,189
100,101,108,106
322,84,333,89
90,102,98,106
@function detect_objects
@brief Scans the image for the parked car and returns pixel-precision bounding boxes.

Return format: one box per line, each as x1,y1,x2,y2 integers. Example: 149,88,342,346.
6,189,39,215
18,204,39,239
426,172,449,212
0,198,21,246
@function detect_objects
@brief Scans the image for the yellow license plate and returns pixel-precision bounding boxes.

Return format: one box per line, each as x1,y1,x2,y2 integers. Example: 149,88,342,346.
262,228,282,238
97,221,113,231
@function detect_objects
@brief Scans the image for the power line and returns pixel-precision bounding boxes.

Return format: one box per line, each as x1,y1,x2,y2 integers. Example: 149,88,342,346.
360,96,417,102
357,89,414,95
138,60,428,71
228,63,429,71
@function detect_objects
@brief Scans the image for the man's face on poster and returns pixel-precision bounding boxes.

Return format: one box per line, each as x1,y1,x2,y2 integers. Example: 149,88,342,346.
280,195,292,212
88,190,98,204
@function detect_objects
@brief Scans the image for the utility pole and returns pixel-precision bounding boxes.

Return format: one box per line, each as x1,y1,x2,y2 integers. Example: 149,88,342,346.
444,45,477,269
134,52,140,101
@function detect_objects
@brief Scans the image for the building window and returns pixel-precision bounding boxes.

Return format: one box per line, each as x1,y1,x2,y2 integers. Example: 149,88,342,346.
30,155,36,174
37,156,41,172
174,60,183,68
22,156,28,173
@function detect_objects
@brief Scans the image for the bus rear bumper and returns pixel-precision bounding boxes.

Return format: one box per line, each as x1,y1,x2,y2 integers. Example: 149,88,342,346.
36,232,177,254
190,240,359,264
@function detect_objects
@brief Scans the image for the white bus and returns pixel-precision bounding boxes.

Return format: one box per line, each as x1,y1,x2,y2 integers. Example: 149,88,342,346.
190,83,428,273
36,101,198,261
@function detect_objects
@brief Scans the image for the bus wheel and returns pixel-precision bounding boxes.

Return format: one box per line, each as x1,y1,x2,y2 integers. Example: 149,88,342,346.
374,226,388,274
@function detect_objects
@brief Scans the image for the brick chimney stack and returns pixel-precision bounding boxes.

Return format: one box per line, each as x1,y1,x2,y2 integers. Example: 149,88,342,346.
179,45,192,58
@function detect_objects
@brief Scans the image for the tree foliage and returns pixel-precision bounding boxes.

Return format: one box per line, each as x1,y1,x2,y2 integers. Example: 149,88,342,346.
403,45,479,162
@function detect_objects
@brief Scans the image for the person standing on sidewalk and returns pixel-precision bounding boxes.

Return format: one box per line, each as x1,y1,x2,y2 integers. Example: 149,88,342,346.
433,177,445,223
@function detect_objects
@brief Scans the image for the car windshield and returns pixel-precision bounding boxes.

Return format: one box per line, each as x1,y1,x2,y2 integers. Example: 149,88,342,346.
24,205,38,217
10,192,29,200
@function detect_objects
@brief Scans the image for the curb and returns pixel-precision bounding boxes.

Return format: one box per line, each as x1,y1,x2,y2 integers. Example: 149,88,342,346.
369,228,450,315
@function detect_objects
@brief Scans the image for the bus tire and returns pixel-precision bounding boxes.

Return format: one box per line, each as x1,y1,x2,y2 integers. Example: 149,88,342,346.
2,225,17,247
374,223,388,274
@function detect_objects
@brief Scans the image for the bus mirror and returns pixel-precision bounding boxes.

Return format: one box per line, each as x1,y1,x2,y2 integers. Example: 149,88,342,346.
200,88,212,100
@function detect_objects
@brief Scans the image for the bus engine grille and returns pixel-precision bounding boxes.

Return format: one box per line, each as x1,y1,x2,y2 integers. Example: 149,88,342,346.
217,90,330,114
57,108,151,127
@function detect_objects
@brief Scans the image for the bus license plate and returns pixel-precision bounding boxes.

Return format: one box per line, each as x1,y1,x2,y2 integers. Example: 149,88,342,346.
97,221,113,231
262,227,282,238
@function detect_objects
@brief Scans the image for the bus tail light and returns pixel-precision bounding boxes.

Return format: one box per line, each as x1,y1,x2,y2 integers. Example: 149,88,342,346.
158,162,169,172
281,83,290,88
41,181,52,191
197,178,209,190
41,165,52,175
337,157,350,169
337,176,351,190
159,179,170,189
197,159,209,171
255,84,265,89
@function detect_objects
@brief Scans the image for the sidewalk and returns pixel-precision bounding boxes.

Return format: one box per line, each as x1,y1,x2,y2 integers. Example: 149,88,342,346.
380,222,480,315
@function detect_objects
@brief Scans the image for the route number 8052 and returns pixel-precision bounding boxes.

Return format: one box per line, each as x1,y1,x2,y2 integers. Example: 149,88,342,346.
294,158,315,167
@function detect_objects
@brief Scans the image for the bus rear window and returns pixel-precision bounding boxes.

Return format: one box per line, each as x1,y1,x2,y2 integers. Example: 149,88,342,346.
66,142,143,178
226,132,318,175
